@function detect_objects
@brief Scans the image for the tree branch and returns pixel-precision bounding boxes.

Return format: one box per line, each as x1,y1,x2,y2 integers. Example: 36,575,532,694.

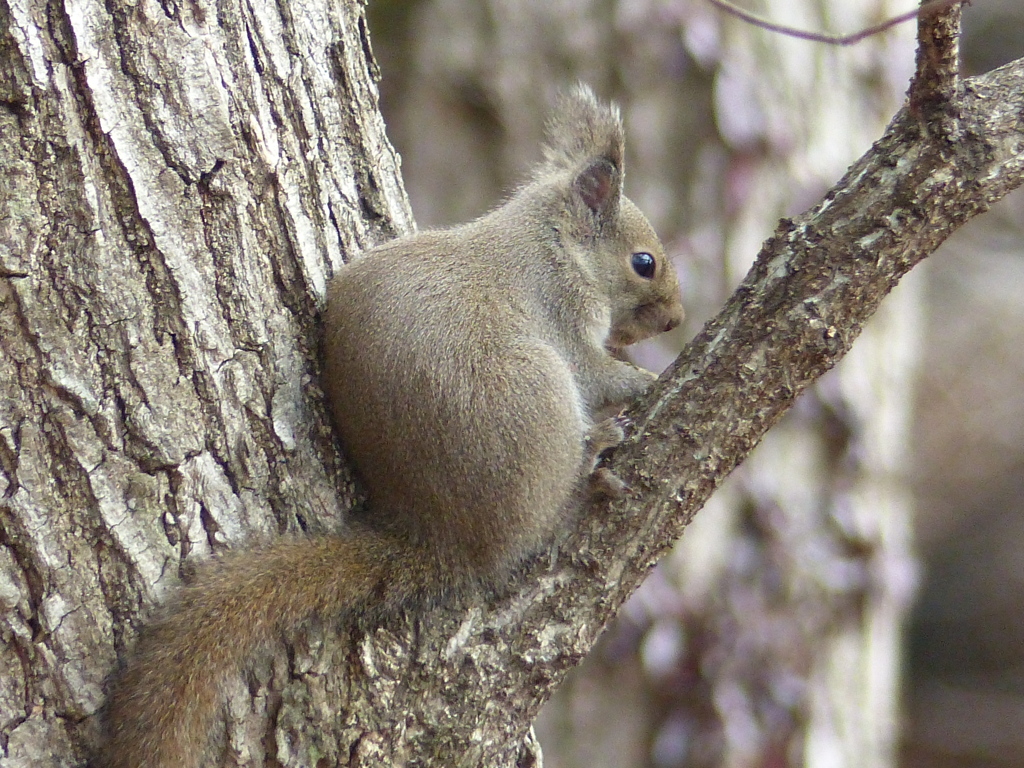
519,52,1022,750
705,0,966,47
593,55,1023,641
356,55,1024,766
910,0,963,132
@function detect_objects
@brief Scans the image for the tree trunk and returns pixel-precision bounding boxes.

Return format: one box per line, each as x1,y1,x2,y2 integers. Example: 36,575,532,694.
1,1,1022,767
0,0,409,763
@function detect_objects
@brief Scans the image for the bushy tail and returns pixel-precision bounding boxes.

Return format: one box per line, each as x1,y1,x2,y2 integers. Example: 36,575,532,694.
96,526,425,768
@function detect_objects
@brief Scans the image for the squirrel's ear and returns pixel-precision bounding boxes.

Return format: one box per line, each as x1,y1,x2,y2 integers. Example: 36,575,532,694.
573,157,620,221
540,84,625,233
541,84,625,175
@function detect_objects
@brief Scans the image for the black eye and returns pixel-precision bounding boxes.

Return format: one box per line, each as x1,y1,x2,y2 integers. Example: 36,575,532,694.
631,252,656,279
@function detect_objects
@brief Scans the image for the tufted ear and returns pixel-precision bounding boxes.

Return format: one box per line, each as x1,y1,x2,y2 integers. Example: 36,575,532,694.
539,84,626,236
573,156,621,225
541,83,624,176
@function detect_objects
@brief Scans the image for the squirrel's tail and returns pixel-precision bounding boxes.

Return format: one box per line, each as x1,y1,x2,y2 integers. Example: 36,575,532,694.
95,526,424,768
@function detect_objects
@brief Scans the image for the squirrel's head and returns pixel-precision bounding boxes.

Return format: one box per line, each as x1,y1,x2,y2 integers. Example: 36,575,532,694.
600,196,684,348
540,85,683,349
570,165,683,348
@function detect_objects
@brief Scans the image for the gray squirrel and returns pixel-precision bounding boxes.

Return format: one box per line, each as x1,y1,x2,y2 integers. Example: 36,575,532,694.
96,84,683,768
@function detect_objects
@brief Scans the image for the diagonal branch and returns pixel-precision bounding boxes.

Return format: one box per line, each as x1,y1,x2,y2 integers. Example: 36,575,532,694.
571,54,1024,642
358,55,1023,767
474,56,1024,737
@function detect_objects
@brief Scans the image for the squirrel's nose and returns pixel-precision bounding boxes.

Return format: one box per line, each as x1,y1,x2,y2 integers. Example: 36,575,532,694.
663,305,684,332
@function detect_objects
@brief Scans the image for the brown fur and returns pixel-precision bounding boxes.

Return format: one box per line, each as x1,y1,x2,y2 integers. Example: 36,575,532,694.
95,84,683,768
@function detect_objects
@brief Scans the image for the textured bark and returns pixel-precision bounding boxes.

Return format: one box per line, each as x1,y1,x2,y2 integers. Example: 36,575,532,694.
0,0,410,763
0,0,1022,767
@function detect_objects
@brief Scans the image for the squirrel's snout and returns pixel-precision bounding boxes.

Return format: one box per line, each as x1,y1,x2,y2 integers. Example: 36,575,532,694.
663,302,684,333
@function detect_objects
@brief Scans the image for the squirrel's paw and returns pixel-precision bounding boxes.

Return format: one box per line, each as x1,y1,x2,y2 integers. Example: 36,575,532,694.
583,417,627,470
582,417,631,499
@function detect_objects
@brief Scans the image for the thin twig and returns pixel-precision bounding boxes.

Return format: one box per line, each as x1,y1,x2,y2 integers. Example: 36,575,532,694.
705,0,968,46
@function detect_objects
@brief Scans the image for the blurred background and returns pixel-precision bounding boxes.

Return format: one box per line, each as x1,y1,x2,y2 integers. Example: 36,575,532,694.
363,1,1024,766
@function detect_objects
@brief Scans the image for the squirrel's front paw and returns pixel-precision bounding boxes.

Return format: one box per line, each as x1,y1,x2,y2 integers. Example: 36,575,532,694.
582,417,631,499
583,417,627,471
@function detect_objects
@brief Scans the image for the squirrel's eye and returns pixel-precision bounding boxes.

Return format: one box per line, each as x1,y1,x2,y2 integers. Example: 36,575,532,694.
631,252,656,279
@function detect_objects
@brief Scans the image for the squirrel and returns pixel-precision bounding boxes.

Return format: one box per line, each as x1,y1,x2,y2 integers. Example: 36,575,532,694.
95,84,684,768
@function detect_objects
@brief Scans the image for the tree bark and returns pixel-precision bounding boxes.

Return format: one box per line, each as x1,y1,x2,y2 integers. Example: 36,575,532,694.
0,2,1022,768
0,0,409,763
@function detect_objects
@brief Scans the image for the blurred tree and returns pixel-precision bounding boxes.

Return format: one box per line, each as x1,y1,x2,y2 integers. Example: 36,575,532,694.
901,6,1024,768
369,1,921,767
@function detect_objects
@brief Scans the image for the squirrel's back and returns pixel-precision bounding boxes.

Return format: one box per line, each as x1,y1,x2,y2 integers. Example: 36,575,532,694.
323,224,589,580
